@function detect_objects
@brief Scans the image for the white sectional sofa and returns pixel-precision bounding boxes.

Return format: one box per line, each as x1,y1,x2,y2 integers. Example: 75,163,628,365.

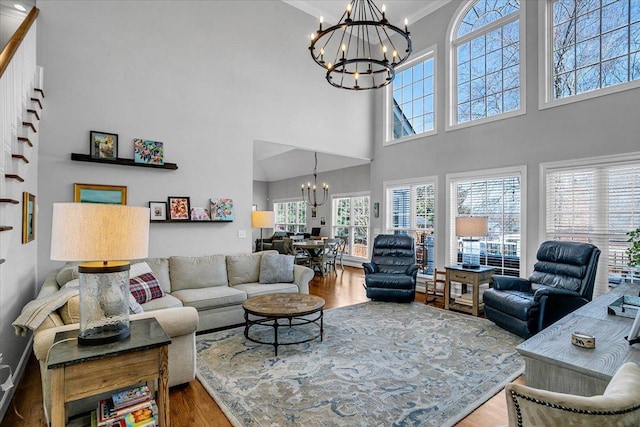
31,250,314,419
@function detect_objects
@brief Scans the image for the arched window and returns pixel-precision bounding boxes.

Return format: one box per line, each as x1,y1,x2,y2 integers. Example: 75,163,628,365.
544,0,640,105
449,0,523,127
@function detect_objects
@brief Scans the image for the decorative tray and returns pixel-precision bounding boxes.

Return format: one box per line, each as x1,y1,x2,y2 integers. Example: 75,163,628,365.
607,295,640,318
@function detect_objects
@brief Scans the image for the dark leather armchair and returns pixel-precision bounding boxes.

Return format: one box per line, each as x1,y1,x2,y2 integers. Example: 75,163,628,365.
483,240,600,338
363,234,418,303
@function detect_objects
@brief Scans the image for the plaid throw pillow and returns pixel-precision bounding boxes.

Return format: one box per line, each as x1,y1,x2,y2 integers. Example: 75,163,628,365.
129,272,164,304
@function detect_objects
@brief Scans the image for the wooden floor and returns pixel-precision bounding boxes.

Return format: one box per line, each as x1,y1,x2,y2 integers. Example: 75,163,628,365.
1,266,521,426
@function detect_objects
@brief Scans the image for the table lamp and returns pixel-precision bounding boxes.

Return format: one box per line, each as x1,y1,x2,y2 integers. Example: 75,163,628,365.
252,211,275,252
455,216,488,269
50,203,149,345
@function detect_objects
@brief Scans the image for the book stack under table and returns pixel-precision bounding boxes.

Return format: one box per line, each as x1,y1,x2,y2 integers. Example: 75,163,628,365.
94,385,158,427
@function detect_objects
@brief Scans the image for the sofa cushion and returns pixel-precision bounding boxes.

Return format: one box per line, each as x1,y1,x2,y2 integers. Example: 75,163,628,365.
130,272,164,304
259,254,294,284
171,286,246,311
169,255,228,291
233,282,299,298
140,293,183,311
226,253,261,286
55,262,81,287
141,258,171,294
59,279,80,324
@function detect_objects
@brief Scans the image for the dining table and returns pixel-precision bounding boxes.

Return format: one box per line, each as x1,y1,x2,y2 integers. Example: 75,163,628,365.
293,240,337,275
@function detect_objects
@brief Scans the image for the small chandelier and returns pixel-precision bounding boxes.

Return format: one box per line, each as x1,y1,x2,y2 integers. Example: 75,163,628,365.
309,0,412,90
302,152,329,208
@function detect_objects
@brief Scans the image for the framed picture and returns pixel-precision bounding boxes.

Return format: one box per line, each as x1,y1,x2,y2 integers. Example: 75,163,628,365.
90,130,118,160
210,198,234,222
22,192,35,244
168,196,190,220
311,207,317,218
74,183,127,205
134,138,164,165
190,207,211,221
149,201,167,221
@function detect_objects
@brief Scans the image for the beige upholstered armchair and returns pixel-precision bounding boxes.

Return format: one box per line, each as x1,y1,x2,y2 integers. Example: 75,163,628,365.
506,362,640,426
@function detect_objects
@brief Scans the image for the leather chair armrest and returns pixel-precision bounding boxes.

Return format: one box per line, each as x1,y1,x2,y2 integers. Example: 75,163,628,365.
362,262,378,275
534,287,587,330
406,264,419,277
492,275,532,291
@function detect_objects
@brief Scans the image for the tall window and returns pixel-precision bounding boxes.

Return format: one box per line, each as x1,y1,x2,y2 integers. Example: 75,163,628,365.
448,167,525,276
274,200,306,234
450,0,523,127
548,0,640,103
385,179,437,277
387,48,436,144
543,154,640,298
333,194,370,258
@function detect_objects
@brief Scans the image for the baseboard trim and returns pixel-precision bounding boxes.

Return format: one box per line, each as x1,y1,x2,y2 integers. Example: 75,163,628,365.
0,336,33,422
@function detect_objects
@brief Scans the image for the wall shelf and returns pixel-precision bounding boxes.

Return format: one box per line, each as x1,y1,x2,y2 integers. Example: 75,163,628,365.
71,153,178,170
27,108,40,120
0,226,14,232
31,97,42,109
0,198,19,204
151,220,232,223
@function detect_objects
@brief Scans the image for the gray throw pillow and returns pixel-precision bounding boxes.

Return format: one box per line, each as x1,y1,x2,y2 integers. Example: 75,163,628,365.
259,253,295,284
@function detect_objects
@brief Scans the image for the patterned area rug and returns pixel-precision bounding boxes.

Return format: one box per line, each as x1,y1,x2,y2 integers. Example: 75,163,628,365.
196,302,524,427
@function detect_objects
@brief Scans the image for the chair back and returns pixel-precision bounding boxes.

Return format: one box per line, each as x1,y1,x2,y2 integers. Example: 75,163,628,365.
370,234,415,274
529,240,601,300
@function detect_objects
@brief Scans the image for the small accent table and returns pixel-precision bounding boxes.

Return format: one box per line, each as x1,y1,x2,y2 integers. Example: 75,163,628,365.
444,265,495,316
47,317,171,427
243,293,325,356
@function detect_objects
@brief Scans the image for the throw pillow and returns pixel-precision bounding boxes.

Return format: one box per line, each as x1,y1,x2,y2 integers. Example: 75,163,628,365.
129,261,153,278
130,272,164,304
259,253,294,284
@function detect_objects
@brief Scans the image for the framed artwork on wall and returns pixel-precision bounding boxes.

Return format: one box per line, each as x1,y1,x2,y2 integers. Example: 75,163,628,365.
22,192,35,244
210,198,234,222
190,207,211,221
134,138,164,165
168,196,190,220
90,130,118,160
74,183,127,205
149,201,167,221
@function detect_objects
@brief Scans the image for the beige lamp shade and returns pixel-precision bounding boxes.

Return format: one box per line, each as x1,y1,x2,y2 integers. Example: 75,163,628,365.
455,216,488,237
50,203,150,261
252,210,275,229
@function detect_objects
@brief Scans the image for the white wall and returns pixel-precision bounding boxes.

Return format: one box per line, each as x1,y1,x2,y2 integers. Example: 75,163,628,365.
35,0,372,278
369,1,640,274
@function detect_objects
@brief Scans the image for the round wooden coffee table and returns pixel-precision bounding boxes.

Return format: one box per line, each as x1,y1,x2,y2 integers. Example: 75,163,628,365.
242,293,325,356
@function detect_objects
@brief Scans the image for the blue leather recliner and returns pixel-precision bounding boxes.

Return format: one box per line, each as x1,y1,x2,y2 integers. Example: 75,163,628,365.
483,240,601,338
363,234,418,303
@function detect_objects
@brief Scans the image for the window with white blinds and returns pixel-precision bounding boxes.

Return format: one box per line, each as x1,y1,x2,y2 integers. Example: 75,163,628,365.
332,194,370,259
543,155,640,298
447,166,525,276
385,178,437,277
274,200,306,234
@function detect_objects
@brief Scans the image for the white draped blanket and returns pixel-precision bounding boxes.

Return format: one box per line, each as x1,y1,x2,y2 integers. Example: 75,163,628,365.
12,287,78,336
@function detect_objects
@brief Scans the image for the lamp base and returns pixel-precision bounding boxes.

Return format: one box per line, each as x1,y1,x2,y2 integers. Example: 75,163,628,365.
78,261,131,346
78,324,131,345
461,263,481,269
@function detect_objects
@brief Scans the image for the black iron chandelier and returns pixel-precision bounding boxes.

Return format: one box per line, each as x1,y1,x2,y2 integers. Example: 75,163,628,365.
309,0,412,90
302,152,329,208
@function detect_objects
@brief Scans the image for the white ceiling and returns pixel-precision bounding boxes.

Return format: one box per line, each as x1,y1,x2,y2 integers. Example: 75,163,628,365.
253,140,370,182
256,1,451,182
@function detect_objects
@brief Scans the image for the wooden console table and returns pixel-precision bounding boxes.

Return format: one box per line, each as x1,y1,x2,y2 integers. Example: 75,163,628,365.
444,265,495,316
47,318,171,427
516,282,640,396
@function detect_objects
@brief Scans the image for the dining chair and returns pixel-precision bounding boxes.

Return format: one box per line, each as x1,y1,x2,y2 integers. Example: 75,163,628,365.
324,238,346,273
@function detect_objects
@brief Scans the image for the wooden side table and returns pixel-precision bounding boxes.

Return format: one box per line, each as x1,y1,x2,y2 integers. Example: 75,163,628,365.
47,318,171,427
444,265,495,316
